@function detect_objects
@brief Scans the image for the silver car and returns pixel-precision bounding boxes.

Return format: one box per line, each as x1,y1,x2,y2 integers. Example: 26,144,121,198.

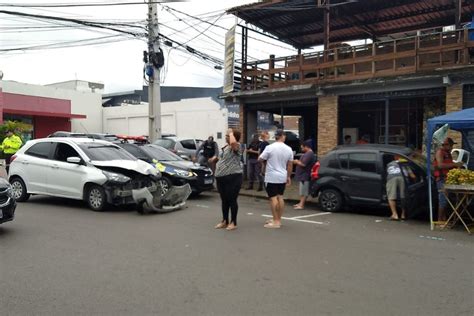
154,137,203,160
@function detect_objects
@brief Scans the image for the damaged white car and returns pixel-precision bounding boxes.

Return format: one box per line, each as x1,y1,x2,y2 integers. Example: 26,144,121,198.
9,138,191,212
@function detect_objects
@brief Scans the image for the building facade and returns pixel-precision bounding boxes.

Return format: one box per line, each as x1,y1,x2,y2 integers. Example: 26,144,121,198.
224,0,474,156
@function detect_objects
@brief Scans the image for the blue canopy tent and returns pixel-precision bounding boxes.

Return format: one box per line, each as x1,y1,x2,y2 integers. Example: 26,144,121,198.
426,108,474,230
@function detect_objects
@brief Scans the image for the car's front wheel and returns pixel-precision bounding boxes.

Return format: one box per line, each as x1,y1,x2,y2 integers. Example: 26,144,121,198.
10,177,30,202
157,177,172,196
319,189,343,212
86,185,107,211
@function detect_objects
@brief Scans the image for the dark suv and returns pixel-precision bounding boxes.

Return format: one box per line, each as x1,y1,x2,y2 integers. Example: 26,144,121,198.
310,145,429,216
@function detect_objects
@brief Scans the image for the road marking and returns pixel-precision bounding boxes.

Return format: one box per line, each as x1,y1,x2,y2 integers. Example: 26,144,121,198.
261,214,327,225
291,212,331,219
247,212,254,215
195,204,210,209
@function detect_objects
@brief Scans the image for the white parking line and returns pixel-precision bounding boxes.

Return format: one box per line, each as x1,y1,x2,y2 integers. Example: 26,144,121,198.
261,214,327,225
291,212,331,219
195,205,210,209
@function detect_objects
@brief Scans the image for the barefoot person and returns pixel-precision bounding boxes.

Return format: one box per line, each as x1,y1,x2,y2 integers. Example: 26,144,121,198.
259,129,293,228
212,129,243,231
386,155,416,220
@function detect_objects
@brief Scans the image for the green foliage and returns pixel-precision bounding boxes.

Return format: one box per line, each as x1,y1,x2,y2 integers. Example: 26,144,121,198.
0,120,33,147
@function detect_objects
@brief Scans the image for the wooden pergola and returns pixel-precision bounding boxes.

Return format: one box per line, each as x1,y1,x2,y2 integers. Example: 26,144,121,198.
227,0,474,91
228,0,473,50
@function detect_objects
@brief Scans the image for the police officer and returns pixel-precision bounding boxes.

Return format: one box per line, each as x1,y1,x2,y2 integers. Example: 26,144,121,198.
196,136,219,173
1,129,23,173
245,134,262,190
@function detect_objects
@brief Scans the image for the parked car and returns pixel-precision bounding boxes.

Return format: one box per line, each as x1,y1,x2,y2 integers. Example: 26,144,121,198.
0,178,16,225
86,133,122,144
154,137,203,160
48,131,87,138
310,144,430,217
120,143,214,195
8,138,160,211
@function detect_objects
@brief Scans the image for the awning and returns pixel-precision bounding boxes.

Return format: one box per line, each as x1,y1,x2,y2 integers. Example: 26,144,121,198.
228,0,473,49
4,109,86,119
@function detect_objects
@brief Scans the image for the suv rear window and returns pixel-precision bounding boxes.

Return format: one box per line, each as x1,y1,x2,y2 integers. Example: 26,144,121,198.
339,153,377,173
180,139,196,150
25,142,53,159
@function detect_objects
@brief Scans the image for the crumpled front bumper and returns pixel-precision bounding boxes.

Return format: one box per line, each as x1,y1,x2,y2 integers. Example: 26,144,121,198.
132,183,192,213
104,181,158,206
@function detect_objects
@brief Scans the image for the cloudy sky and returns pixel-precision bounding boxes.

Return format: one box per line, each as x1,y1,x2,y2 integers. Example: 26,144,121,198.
0,0,298,93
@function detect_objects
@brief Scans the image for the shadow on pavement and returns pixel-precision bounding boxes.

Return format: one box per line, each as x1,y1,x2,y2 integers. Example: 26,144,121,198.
24,196,133,213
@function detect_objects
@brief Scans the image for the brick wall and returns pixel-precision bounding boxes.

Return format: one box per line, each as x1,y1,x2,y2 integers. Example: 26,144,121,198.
446,85,463,145
317,95,338,157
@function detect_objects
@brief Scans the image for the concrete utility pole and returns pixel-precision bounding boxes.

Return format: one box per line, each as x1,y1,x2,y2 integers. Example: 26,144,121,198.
147,0,161,142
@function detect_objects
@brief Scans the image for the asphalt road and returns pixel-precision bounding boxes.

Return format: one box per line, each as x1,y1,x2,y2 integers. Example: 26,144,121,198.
0,192,472,316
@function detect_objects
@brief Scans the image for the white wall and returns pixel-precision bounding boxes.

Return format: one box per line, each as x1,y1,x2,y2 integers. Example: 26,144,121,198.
1,80,103,134
102,97,228,147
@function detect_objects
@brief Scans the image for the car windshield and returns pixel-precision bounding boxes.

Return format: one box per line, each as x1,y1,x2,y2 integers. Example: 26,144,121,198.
79,143,136,161
154,139,175,149
141,145,183,161
104,135,120,142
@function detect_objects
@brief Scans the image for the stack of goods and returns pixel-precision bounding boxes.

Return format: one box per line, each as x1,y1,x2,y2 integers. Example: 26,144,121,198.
446,169,474,187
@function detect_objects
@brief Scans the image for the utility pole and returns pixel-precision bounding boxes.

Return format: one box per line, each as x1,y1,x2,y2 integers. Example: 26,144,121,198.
147,0,161,142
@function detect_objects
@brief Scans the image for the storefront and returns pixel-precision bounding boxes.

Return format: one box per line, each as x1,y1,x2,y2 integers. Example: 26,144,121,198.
0,88,86,139
339,88,445,150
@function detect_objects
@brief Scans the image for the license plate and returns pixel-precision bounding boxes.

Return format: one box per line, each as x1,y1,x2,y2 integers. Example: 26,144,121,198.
204,178,213,184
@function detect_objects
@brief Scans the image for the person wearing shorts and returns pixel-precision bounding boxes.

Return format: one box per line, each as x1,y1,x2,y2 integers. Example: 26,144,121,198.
259,129,293,228
293,140,316,210
386,155,415,220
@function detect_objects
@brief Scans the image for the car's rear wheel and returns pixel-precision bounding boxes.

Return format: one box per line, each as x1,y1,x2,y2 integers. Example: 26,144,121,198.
319,189,343,212
10,177,30,202
86,185,107,212
157,177,172,196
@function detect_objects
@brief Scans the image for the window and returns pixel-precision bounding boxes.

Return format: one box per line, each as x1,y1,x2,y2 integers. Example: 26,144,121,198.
141,145,182,161
339,154,349,169
154,139,175,150
54,143,80,162
79,143,136,161
180,139,196,150
121,145,147,160
25,142,53,159
349,153,377,173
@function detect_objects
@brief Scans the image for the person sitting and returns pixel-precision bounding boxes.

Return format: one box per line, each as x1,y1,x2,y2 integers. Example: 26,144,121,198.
356,134,370,144
344,135,352,145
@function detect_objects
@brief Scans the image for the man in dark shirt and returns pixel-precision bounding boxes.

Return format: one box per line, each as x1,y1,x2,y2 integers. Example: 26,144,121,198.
246,134,261,190
195,136,219,173
293,140,316,209
257,130,270,191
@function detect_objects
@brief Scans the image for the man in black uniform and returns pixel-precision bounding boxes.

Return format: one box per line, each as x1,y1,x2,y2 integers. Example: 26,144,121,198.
246,134,261,190
196,136,219,173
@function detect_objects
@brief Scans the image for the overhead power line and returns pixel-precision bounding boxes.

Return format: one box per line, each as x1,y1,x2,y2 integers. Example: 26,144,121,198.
0,10,145,37
0,1,186,8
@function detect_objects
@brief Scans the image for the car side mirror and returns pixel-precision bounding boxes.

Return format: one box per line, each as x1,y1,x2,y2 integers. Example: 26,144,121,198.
67,157,82,164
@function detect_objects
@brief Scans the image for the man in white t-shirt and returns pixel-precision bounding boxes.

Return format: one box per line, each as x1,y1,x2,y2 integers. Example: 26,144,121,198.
258,129,294,228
